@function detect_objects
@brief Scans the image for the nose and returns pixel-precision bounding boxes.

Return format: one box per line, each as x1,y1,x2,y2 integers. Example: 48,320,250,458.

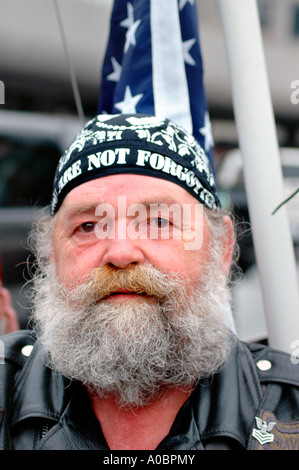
101,237,146,269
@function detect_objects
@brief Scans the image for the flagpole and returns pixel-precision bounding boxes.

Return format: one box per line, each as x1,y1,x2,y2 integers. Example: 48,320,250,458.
217,0,299,353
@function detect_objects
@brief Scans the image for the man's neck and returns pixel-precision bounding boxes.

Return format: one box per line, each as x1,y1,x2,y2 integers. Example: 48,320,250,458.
87,387,192,450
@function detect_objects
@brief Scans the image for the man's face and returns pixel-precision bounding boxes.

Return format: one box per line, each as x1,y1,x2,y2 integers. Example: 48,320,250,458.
32,173,234,408
52,174,213,291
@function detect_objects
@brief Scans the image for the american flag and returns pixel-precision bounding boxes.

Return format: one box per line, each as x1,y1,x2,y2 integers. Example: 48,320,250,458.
98,0,214,169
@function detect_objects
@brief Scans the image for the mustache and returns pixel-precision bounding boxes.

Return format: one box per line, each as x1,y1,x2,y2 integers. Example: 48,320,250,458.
72,265,180,305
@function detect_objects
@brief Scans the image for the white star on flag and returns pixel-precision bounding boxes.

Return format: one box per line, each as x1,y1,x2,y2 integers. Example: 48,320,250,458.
199,112,214,152
124,19,141,53
107,57,122,82
120,3,134,28
183,38,196,66
179,0,195,11
114,85,143,113
120,2,141,53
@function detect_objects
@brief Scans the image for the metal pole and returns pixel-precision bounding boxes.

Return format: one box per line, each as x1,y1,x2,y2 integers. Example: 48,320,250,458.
218,0,299,353
53,0,85,125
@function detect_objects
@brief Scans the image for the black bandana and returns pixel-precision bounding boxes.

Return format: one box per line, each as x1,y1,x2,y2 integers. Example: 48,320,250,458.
51,114,221,214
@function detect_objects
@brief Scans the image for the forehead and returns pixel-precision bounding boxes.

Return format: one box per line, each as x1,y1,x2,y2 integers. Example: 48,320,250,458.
59,174,199,211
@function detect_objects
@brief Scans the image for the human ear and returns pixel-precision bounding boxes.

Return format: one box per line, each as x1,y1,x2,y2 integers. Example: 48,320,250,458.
221,216,235,275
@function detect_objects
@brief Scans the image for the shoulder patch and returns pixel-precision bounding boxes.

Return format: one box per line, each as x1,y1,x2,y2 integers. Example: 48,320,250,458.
252,410,299,450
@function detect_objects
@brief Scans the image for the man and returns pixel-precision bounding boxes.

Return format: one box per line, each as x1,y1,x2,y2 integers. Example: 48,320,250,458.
1,114,299,451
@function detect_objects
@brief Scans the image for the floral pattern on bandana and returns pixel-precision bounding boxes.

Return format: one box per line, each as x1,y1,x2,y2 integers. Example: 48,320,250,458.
51,114,220,214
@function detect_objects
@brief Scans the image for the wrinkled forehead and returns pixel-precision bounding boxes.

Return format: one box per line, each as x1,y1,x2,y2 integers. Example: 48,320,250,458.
57,173,203,215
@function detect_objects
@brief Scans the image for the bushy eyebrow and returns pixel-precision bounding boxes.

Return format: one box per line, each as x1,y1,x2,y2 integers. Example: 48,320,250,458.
136,197,183,208
61,195,190,223
62,203,103,219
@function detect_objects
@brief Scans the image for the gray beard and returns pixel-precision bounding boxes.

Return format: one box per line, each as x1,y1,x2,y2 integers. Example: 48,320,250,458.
30,263,234,409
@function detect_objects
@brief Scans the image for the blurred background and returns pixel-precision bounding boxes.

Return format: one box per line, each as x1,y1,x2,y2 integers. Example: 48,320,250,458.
0,0,298,342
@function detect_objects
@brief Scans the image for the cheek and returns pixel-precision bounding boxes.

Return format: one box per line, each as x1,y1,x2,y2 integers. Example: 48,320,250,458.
52,244,92,286
143,220,211,272
143,241,198,279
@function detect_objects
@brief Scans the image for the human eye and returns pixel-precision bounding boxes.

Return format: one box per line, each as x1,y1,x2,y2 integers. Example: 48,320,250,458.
150,217,170,229
147,205,183,240
71,220,98,245
79,221,96,233
148,217,173,241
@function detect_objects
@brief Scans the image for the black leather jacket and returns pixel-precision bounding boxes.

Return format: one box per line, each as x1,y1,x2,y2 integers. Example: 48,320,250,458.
1,330,299,450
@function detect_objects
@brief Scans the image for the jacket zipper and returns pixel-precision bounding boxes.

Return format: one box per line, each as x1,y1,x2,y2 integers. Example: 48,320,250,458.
40,421,50,440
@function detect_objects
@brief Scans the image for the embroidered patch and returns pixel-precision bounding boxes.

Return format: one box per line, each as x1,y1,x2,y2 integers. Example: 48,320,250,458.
252,410,299,450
